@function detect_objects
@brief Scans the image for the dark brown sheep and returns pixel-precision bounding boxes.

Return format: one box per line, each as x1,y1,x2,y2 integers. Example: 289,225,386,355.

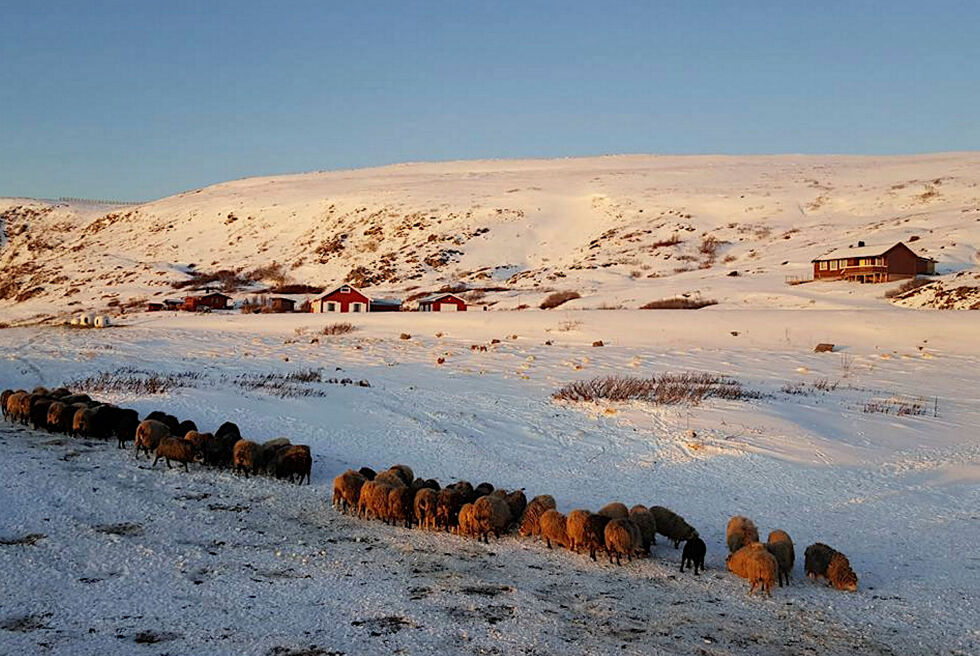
387,486,417,528
471,494,512,543
503,489,527,524
435,487,466,531
72,407,97,437
628,505,657,553
358,466,377,480
232,440,260,476
153,436,197,471
112,408,141,449
539,509,570,549
134,419,171,458
650,506,698,548
766,530,795,587
333,469,367,513
29,398,54,431
604,518,640,565
256,438,292,474
726,515,760,554
413,487,439,529
474,482,494,497
387,464,414,486
804,543,857,591
581,513,611,562
175,419,197,438
1,389,14,420
597,502,629,520
274,445,312,484
145,411,180,434
518,494,557,537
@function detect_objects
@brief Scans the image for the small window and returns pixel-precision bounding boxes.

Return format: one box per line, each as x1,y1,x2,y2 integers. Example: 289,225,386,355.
340,285,351,294
819,261,828,270
829,261,837,270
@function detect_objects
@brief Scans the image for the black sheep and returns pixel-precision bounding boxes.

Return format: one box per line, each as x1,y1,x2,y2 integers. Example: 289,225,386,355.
680,537,707,575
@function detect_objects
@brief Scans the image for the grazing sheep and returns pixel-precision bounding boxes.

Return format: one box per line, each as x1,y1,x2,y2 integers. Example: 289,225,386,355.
145,411,180,434
766,530,795,587
333,469,367,513
413,487,439,529
387,486,416,527
598,502,629,520
134,419,171,458
727,516,760,554
30,398,54,431
457,503,477,538
387,464,414,486
153,436,197,471
474,482,494,497
183,430,212,457
72,407,97,437
50,387,71,398
32,386,50,396
435,487,467,531
232,440,260,476
60,393,91,406
274,445,312,484
447,480,476,503
374,470,407,488
629,505,657,553
17,393,34,425
46,401,70,433
804,543,858,591
112,408,141,449
358,466,377,481
539,509,570,549
256,438,292,474
566,509,592,553
681,537,707,575
412,478,440,491
726,542,778,596
518,494,557,537
1,389,13,419
215,421,241,443
357,480,388,520
604,518,640,565
650,506,698,548
5,391,27,423
175,420,197,438
471,494,512,543
503,489,527,524
581,513,611,562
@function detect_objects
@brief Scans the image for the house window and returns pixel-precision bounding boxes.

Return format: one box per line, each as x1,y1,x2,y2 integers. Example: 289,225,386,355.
829,261,837,270
327,302,337,312
340,285,350,294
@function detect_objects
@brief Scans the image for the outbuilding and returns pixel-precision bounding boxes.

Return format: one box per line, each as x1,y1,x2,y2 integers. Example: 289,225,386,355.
268,297,296,313
417,293,467,312
184,292,232,311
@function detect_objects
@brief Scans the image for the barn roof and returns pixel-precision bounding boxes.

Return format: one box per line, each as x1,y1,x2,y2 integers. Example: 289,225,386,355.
418,292,465,303
314,284,370,301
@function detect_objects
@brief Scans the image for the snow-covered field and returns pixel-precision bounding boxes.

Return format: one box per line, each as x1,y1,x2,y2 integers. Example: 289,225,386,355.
1,309,977,655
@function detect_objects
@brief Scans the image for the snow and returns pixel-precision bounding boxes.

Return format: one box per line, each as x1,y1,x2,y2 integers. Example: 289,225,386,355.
1,308,978,655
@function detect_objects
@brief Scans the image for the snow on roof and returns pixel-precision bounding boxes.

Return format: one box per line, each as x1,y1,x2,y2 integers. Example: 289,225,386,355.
418,292,464,303
812,242,907,262
370,297,401,306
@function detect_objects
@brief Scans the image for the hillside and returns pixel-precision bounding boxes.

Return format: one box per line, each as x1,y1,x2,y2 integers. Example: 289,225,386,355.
2,153,980,323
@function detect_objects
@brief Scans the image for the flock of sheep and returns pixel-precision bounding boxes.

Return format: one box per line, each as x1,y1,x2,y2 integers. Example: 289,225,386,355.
2,386,312,483
2,385,858,597
334,464,859,596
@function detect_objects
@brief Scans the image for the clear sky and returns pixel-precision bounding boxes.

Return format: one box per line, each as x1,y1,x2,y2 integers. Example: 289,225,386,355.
1,1,977,200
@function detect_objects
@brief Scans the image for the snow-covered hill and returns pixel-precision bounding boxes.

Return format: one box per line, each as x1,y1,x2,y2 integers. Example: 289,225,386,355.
2,153,980,323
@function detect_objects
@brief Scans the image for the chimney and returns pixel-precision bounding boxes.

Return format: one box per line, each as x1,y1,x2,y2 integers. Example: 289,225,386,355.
857,240,865,247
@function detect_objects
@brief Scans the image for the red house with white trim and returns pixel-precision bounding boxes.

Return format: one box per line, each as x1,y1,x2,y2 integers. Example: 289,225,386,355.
418,293,467,312
311,285,372,313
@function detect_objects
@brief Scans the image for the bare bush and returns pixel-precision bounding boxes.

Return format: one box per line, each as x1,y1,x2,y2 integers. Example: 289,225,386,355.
781,378,839,395
553,373,760,405
540,291,581,309
863,396,928,416
884,277,932,298
650,234,682,248
640,297,718,310
65,368,202,395
322,322,356,335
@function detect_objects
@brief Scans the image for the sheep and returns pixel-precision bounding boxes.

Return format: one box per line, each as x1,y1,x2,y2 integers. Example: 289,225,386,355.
145,411,180,434
60,393,91,406
447,480,475,503
5,391,27,423
539,509,570,549
50,387,71,398
597,502,629,520
629,505,657,553
387,486,416,528
413,487,439,529
412,478,440,491
435,487,467,531
358,466,377,480
112,408,141,449
604,518,640,565
474,482,494,497
518,494,557,537
175,419,197,438
134,419,171,458
183,430,213,458
650,506,698,548
471,494,512,543
1,389,13,419
581,513,611,562
804,543,858,591
457,503,477,538
503,489,527,524
333,469,367,513
387,464,414,486
680,537,707,575
29,398,54,431
256,438,292,474
153,436,197,471
17,393,35,425
232,440,260,476
566,509,591,553
46,401,70,432
31,386,50,396
215,421,241,443
726,542,778,596
274,445,312,484
356,480,384,520
726,516,760,554
374,470,407,488
202,433,234,468
766,530,795,587
72,407,97,437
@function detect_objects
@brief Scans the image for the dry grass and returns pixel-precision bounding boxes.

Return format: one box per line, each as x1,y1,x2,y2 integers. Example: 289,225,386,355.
65,368,202,395
863,395,930,416
640,297,718,310
781,378,839,395
884,277,932,298
322,322,356,335
553,373,759,405
540,291,581,309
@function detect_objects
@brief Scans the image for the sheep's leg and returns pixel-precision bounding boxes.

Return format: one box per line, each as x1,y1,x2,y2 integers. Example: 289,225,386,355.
152,455,159,467
165,458,172,469
183,461,189,473
680,559,685,573
545,538,552,549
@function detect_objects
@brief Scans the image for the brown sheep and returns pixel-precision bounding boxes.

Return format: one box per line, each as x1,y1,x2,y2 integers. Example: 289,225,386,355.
581,513,611,562
374,470,407,488
597,502,629,520
447,480,476,503
503,489,527,523
46,401,72,433
726,515,760,553
628,505,657,553
358,466,377,480
0,389,13,420
471,494,512,543
29,398,54,431
153,436,197,471
4,390,25,421
183,431,212,458
604,518,640,565
134,419,170,458
518,494,557,537
332,469,367,513
17,393,34,425
387,464,414,486
435,487,466,531
766,530,795,587
650,506,698,548
357,480,387,520
566,509,591,553
256,438,292,474
804,543,858,591
413,487,439,529
387,486,416,528
232,440,260,476
539,509,570,549
274,445,312,484
726,542,778,596
457,503,477,538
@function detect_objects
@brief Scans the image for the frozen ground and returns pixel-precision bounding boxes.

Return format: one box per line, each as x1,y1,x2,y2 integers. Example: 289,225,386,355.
1,309,978,655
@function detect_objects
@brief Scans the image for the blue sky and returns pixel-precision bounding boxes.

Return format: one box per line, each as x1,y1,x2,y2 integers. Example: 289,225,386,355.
1,1,977,200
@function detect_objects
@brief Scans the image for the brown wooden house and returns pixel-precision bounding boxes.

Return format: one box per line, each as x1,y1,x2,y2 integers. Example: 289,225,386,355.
268,297,296,313
183,292,232,311
811,241,935,283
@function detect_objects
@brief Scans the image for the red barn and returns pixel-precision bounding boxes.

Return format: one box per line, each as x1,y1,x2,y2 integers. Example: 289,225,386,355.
811,241,935,283
418,293,467,312
312,285,372,313
183,292,232,311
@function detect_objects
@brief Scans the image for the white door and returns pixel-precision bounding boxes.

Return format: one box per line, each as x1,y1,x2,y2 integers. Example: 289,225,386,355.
441,302,457,312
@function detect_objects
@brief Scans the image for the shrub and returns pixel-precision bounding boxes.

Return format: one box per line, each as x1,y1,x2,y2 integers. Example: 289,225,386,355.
884,277,932,298
322,322,355,335
65,368,202,394
540,291,581,309
640,297,718,310
553,373,759,405
269,284,323,295
650,234,682,248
